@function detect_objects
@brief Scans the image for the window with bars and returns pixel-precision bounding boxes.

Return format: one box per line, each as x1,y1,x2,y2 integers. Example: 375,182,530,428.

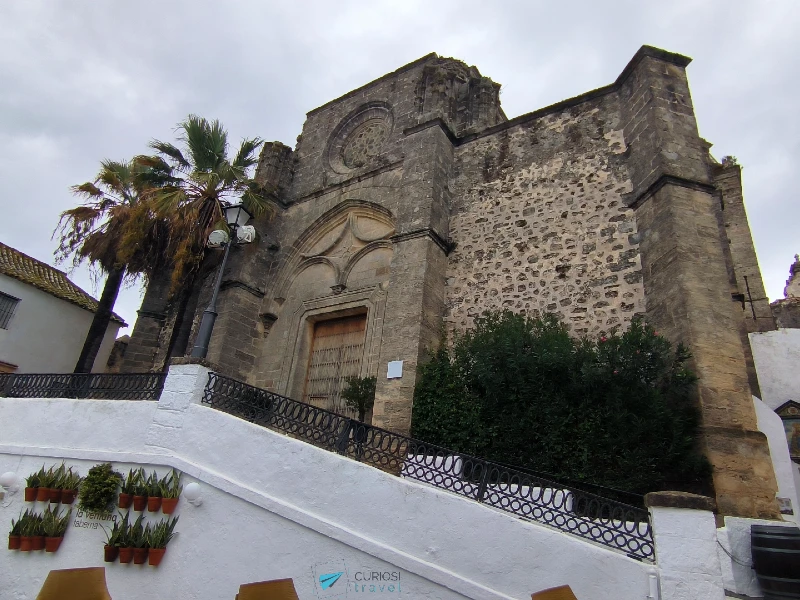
0,292,20,329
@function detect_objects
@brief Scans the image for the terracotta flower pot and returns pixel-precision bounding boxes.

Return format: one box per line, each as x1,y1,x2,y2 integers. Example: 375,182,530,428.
44,537,63,553
49,488,62,503
61,489,76,504
118,492,132,509
161,497,179,515
8,535,21,550
132,547,148,564
36,487,50,501
31,535,45,551
148,548,166,566
19,536,32,552
119,547,133,563
132,495,147,511
24,487,37,502
104,545,119,563
147,496,162,512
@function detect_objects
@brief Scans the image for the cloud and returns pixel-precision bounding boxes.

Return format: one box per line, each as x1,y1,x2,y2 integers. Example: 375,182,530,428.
1,0,797,333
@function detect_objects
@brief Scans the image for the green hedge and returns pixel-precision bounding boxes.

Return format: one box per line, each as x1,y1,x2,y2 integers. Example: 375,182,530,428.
411,311,710,495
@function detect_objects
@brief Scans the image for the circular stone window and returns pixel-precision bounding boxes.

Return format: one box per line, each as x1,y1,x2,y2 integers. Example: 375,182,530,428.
327,103,393,174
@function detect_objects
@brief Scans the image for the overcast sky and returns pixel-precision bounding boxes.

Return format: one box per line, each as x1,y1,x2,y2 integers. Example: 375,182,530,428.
1,1,797,333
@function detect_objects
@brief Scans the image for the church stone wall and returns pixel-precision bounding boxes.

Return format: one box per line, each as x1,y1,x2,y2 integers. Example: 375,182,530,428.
121,46,784,519
446,94,645,337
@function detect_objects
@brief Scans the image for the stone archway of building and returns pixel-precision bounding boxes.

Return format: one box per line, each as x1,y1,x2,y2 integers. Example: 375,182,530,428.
303,313,367,416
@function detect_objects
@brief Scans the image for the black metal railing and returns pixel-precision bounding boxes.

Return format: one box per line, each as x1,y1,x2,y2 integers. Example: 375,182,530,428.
202,372,654,561
0,372,166,400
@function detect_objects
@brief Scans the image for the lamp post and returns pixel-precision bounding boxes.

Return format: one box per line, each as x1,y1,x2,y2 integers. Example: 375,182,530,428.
190,203,253,359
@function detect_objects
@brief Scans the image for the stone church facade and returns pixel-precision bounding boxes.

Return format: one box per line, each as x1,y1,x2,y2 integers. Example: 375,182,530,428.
123,45,781,519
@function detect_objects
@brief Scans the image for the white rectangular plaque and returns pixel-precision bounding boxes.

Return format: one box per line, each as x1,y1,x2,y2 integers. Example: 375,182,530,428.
387,360,403,379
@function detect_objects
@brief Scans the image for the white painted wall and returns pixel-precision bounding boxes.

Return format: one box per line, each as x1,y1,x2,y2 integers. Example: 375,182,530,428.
0,274,121,373
749,329,800,410
716,516,797,598
649,506,724,600
0,365,657,600
753,396,800,522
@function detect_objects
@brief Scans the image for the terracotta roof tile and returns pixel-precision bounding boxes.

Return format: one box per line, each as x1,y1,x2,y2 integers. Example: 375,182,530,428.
0,242,126,325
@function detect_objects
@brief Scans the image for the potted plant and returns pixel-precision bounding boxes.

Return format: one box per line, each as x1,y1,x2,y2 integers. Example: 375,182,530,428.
147,516,178,566
119,469,139,509
132,468,148,511
118,513,138,564
24,471,40,502
49,464,67,503
8,515,22,550
103,513,127,563
130,515,149,564
43,506,71,552
160,470,182,515
19,511,35,552
36,466,52,502
61,468,82,505
146,471,162,512
30,512,45,551
78,463,122,514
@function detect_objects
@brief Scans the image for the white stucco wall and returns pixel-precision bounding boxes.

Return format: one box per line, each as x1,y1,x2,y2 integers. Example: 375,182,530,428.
0,365,658,600
649,506,724,600
716,516,797,598
753,396,800,522
0,274,121,373
749,329,800,409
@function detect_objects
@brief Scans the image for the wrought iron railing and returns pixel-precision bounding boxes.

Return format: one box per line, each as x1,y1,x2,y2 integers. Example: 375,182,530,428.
202,372,654,561
0,372,166,400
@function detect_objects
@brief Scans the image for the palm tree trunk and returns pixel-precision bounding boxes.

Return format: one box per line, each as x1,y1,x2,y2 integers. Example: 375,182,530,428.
74,266,125,373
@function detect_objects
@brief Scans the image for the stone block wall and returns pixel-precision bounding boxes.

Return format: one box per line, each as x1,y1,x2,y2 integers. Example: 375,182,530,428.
446,94,645,337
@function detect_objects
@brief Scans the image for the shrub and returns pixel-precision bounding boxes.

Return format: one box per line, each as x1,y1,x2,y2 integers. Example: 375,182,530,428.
341,376,377,422
411,311,710,495
78,463,122,513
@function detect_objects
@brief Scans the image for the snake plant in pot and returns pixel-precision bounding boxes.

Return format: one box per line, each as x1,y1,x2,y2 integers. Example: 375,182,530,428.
160,470,182,514
61,468,82,505
119,468,139,509
8,514,22,550
118,512,136,564
43,506,71,552
24,471,40,502
130,513,149,564
146,516,178,566
146,471,162,512
132,468,148,511
103,513,127,562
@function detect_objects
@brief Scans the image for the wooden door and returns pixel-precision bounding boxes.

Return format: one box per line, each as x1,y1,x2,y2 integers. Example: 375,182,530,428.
303,314,367,415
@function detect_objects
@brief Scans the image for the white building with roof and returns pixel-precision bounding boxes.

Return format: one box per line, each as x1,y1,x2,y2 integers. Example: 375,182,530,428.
0,242,126,373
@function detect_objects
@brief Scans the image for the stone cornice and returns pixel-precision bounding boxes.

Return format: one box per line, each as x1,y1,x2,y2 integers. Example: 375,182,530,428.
390,228,454,255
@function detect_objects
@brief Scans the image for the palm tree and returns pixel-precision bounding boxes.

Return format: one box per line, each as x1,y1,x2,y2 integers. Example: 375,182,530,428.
54,160,172,373
136,114,274,289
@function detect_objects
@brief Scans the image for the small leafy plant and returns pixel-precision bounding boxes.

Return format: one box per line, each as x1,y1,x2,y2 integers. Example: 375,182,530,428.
160,470,182,499
24,471,40,489
341,376,377,422
121,469,140,495
128,514,147,548
105,513,127,548
9,514,23,536
78,463,122,513
147,516,179,549
132,468,149,497
42,506,71,538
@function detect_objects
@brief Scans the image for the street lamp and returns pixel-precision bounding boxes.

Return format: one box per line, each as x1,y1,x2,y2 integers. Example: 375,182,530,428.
190,203,253,359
